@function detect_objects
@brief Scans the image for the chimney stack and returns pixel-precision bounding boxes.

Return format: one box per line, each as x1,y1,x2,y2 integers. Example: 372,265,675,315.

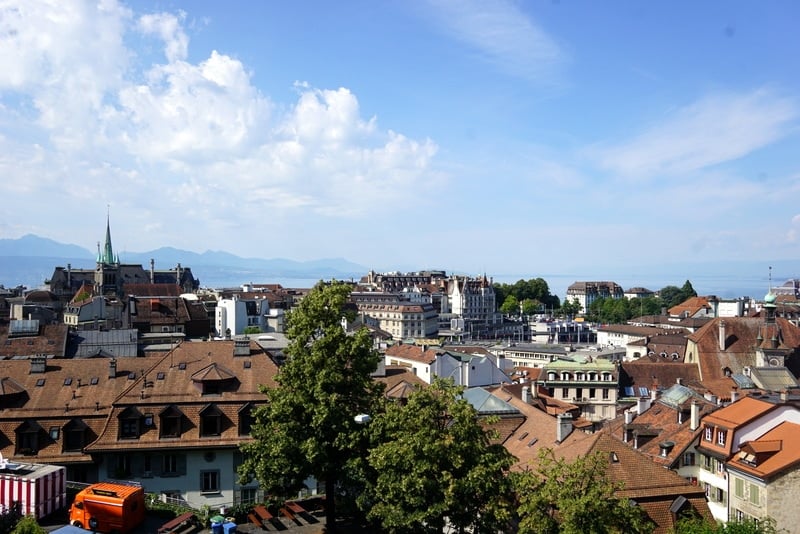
556,413,573,443
690,401,700,431
718,320,727,350
730,387,739,403
624,410,634,425
150,258,155,284
522,386,530,404
30,355,47,374
109,358,117,379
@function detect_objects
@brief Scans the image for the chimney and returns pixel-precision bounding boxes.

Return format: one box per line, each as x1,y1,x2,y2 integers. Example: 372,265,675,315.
176,263,182,287
676,377,683,386
624,410,634,424
718,320,726,350
690,401,700,431
30,355,47,374
522,386,530,404
109,358,117,379
781,389,790,402
637,397,651,414
150,258,155,284
531,384,538,399
556,413,573,443
67,263,72,288
730,387,739,403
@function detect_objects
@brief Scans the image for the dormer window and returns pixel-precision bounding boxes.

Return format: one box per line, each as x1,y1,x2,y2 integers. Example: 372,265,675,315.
16,420,42,455
119,407,142,439
704,426,713,441
63,418,88,452
200,404,224,437
717,430,726,446
160,405,184,439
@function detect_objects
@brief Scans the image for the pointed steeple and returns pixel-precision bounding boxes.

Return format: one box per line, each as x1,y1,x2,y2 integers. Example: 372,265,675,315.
99,212,117,265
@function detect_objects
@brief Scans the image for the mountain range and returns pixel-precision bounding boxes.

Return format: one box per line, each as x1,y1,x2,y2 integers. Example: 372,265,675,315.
0,234,368,289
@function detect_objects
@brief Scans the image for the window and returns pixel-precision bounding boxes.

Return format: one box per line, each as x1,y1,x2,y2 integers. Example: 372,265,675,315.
602,388,610,400
734,477,744,498
201,470,220,493
704,426,713,441
575,387,583,399
120,418,139,439
683,452,695,466
163,454,179,475
160,406,183,438
50,427,60,440
561,388,569,398
115,456,131,478
237,488,258,505
589,388,596,399
717,430,726,446
749,484,759,506
64,419,87,452
200,405,223,437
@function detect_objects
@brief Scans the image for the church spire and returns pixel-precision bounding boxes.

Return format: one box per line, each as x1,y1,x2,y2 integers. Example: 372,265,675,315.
99,211,117,265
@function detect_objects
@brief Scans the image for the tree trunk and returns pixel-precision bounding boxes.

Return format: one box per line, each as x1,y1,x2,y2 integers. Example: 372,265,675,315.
325,476,337,533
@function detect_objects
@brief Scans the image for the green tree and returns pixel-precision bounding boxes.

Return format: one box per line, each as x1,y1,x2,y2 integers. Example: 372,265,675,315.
500,294,520,315
361,378,516,533
673,514,779,533
514,449,653,534
658,281,697,309
238,281,385,531
243,326,262,335
11,515,46,534
559,298,582,318
521,298,541,316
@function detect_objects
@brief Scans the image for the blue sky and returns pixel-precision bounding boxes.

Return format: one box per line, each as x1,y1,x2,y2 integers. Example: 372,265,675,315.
0,0,798,279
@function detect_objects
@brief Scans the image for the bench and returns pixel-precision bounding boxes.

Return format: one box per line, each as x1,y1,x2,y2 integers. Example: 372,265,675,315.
158,511,198,534
254,504,274,521
247,513,264,529
285,501,319,524
279,507,295,522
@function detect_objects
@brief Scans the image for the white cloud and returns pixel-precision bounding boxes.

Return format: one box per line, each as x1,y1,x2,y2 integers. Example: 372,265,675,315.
0,0,441,252
426,0,565,82
592,89,798,177
137,11,189,63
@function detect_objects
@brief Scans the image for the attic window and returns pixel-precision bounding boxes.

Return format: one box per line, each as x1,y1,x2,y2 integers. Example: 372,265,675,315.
63,378,72,386
610,452,619,463
518,432,529,441
36,378,45,387
178,362,187,370
157,372,165,380
243,361,252,369
527,437,538,447
90,377,98,385
128,372,136,380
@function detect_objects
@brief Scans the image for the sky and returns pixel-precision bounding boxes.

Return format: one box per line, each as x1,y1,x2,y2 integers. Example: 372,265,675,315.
0,0,798,280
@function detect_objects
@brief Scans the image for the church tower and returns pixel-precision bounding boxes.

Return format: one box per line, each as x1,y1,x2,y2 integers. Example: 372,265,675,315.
95,213,121,295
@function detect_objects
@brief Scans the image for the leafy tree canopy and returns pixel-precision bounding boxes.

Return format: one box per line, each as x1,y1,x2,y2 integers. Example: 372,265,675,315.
494,278,560,312
514,449,653,534
238,281,385,530
361,378,516,534
673,515,779,534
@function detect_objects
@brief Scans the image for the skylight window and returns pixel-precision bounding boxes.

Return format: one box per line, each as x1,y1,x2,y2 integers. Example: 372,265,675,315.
90,377,99,385
63,378,72,386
